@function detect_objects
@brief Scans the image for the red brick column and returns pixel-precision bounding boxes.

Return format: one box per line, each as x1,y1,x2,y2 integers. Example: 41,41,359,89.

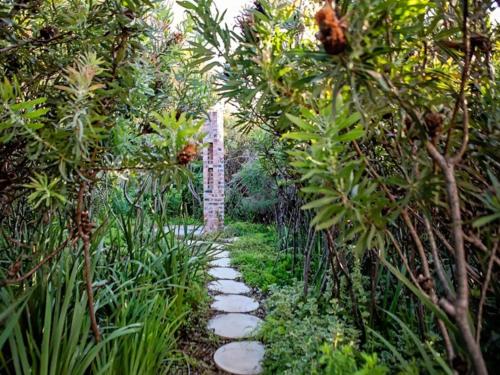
203,109,224,232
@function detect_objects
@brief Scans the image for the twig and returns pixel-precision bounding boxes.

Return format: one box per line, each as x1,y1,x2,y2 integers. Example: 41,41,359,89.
0,32,73,54
464,232,500,267
423,215,455,300
1,235,75,287
425,2,487,372
76,182,101,342
476,240,498,344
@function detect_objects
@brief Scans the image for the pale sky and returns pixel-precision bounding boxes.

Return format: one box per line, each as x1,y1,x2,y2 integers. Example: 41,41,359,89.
170,0,253,28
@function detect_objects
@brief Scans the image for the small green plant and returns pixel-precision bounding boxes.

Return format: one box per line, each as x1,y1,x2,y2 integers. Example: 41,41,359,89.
315,344,389,375
0,255,136,375
95,290,184,375
260,282,360,374
225,222,297,291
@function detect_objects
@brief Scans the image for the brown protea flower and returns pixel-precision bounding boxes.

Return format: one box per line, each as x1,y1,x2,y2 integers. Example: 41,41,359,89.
417,274,434,293
424,112,443,140
7,260,22,278
177,143,198,166
172,32,184,45
315,0,348,55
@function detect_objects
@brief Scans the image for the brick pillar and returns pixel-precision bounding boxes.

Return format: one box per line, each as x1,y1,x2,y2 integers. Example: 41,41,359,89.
203,108,224,232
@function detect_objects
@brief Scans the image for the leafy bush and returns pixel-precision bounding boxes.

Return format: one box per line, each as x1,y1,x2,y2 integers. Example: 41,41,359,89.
0,254,136,375
261,282,449,375
226,158,277,222
315,344,389,375
0,1,215,371
184,0,499,372
261,282,360,374
0,185,212,373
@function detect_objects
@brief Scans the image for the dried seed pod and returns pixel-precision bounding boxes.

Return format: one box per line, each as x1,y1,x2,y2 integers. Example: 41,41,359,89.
7,260,22,278
177,143,198,166
315,0,348,55
424,112,443,140
417,274,434,293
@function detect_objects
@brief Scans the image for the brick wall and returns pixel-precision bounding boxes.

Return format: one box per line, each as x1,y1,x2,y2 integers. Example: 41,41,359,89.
203,109,224,232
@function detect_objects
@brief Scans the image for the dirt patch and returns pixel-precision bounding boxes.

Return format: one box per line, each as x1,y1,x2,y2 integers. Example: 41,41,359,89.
172,245,267,374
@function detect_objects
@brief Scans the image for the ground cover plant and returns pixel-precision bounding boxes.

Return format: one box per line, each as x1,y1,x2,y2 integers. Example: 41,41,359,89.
226,223,452,374
225,222,297,291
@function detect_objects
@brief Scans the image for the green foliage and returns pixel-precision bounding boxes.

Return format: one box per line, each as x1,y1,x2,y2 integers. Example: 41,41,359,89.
183,0,499,371
23,173,67,209
225,222,297,291
0,0,214,216
1,1,215,371
225,126,278,222
0,255,137,375
93,191,212,374
287,104,387,252
95,290,183,375
0,181,212,373
260,282,360,374
316,344,389,375
227,157,277,222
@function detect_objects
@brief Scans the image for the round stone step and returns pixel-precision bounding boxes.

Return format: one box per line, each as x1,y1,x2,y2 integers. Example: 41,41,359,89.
214,341,264,375
211,294,259,313
221,237,240,243
208,267,241,280
208,279,250,294
213,250,230,259
208,313,262,339
209,257,230,267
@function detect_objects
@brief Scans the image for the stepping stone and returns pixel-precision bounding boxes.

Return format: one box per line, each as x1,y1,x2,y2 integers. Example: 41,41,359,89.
208,313,262,339
208,267,241,280
214,341,264,375
188,241,224,250
209,257,230,267
211,294,259,313
213,250,230,259
165,225,204,237
187,240,209,246
208,280,251,294
221,237,240,243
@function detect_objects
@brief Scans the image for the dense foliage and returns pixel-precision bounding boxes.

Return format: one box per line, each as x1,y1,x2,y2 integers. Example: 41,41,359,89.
184,0,498,373
1,0,498,373
225,126,278,222
0,0,214,373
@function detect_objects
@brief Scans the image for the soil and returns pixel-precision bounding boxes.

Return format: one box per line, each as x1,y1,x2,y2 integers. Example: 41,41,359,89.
172,277,266,374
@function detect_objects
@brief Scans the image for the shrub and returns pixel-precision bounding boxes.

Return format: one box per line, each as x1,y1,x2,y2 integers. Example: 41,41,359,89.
261,282,360,374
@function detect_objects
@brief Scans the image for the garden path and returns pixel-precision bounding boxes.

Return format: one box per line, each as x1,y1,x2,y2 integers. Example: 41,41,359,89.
206,239,265,375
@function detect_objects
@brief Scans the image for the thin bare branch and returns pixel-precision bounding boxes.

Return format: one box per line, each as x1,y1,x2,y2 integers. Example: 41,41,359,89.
476,240,498,344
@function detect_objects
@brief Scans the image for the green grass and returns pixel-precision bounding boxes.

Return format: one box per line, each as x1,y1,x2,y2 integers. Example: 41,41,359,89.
166,216,203,225
224,222,297,292
223,221,274,237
